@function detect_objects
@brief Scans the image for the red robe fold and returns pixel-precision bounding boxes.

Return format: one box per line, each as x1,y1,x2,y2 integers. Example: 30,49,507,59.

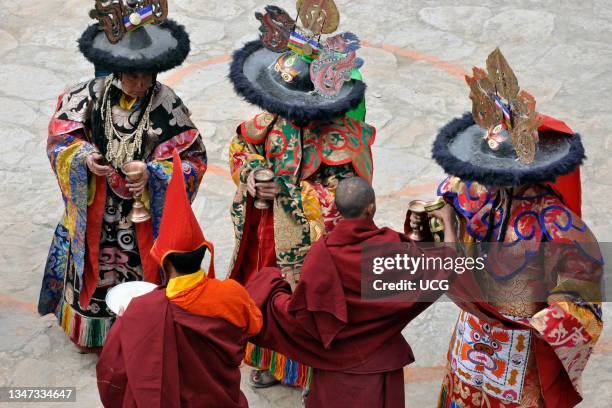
96,288,249,408
246,218,456,408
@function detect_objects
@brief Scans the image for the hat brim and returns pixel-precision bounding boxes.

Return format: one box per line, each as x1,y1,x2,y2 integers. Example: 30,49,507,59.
78,19,190,74
432,113,585,187
229,40,366,123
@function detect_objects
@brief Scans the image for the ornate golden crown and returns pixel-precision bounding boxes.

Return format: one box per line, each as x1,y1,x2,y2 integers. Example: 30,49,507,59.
89,0,168,44
466,48,542,164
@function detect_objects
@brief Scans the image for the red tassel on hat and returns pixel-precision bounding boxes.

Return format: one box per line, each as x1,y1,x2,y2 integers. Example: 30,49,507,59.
539,115,582,217
150,149,215,277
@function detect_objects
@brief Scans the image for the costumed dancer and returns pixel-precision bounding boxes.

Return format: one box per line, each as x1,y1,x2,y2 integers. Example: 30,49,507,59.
418,48,603,407
227,0,375,389
97,150,261,407
38,0,207,352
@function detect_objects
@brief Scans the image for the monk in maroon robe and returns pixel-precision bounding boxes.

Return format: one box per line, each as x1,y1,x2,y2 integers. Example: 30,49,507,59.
97,150,262,407
246,177,458,408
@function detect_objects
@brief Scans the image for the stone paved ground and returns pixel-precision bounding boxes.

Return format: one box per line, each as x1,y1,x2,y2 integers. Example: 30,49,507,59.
0,0,611,406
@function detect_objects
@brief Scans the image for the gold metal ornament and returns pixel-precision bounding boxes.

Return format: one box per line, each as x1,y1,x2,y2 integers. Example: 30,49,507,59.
424,197,445,212
121,160,151,223
301,42,313,56
425,198,446,242
511,91,541,163
296,0,340,35
486,48,520,103
466,67,501,129
465,48,542,164
408,198,447,242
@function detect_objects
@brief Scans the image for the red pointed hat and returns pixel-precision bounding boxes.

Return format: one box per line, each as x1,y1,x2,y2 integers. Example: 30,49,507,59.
150,149,215,277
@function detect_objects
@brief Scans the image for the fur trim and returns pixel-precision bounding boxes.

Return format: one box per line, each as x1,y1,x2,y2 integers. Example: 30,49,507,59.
432,113,586,186
229,40,366,124
78,19,190,74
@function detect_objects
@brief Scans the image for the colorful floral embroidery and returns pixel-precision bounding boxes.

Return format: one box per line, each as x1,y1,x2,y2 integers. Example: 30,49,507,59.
530,303,599,392
229,112,370,387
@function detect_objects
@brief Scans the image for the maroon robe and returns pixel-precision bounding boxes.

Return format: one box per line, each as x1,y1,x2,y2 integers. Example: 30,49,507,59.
246,218,456,408
96,288,249,408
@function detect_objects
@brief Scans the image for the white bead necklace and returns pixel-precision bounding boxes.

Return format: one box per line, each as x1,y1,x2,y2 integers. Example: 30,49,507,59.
101,75,154,168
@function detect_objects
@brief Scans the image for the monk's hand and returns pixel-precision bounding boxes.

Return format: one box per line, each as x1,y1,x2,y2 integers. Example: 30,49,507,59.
409,212,428,232
246,171,258,198
255,181,280,200
126,168,149,196
86,152,113,176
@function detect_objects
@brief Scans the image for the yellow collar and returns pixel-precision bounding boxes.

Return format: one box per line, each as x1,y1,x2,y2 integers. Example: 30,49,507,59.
119,93,138,110
166,270,205,298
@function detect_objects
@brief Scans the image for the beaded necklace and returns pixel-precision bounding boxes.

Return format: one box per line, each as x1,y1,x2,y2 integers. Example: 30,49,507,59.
101,75,154,168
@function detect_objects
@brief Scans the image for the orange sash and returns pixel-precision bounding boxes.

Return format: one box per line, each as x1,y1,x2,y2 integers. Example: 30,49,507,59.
169,275,262,337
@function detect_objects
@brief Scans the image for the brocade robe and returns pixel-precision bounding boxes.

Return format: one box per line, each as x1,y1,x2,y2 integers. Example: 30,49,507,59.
38,77,207,349
227,111,375,387
437,178,603,408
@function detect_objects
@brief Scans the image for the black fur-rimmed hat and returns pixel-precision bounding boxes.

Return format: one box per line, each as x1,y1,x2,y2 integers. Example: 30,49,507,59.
78,19,190,74
229,40,366,123
434,48,586,187
432,113,585,187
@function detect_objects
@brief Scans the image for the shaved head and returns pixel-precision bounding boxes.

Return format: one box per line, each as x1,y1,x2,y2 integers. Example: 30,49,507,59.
335,177,376,219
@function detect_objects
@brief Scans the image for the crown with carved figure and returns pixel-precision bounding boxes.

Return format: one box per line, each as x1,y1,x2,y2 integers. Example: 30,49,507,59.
431,48,585,188
228,0,367,122
79,0,189,74
254,1,364,99
466,48,542,164
89,0,168,44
